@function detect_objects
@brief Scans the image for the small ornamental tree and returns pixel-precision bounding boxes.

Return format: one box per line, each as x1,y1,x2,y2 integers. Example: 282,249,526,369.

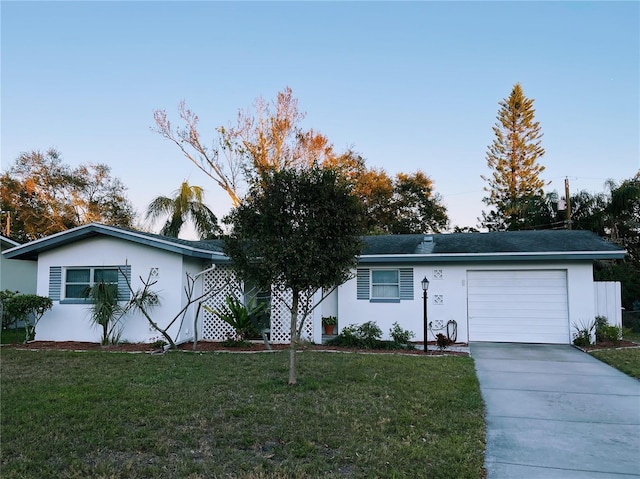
223,166,365,385
0,292,52,342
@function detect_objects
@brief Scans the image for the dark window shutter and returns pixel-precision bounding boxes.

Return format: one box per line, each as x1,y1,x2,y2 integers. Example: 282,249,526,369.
49,266,62,301
117,265,131,301
399,268,414,300
357,268,370,300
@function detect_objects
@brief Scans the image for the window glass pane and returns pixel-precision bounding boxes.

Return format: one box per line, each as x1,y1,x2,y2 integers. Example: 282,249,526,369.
372,270,398,284
372,285,400,298
95,269,118,283
66,269,90,283
66,284,89,298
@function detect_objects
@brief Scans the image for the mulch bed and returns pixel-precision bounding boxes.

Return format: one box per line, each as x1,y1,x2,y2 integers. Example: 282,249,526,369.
4,340,469,356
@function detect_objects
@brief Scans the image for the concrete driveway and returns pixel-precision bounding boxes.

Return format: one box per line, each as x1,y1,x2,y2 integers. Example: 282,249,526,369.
471,342,640,478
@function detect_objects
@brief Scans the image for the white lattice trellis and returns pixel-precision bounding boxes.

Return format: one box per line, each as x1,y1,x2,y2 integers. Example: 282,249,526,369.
269,286,314,344
201,265,241,340
200,266,314,344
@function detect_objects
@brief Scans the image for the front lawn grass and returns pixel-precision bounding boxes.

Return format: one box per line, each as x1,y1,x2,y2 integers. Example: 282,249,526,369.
591,348,640,380
0,349,485,478
0,327,26,344
623,330,640,343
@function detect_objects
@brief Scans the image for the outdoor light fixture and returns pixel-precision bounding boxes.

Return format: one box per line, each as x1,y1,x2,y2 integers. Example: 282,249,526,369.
422,276,429,354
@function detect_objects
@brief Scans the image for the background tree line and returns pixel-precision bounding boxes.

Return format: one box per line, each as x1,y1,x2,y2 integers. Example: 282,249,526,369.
0,149,134,243
1,87,448,244
2,85,637,308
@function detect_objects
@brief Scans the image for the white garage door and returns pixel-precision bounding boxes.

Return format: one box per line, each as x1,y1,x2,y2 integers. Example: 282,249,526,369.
467,270,569,344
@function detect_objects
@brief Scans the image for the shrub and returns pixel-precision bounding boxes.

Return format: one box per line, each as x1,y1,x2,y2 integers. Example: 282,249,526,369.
326,322,414,351
327,321,382,349
600,325,623,346
0,290,19,329
358,321,382,348
149,337,168,349
0,293,53,342
390,322,414,345
594,315,609,343
436,333,450,351
572,319,594,347
595,316,625,346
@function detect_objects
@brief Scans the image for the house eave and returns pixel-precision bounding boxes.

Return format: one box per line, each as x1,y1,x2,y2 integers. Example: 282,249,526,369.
2,223,227,261
357,250,627,264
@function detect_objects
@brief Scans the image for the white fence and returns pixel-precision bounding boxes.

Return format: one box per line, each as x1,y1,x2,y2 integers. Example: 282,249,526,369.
594,281,622,327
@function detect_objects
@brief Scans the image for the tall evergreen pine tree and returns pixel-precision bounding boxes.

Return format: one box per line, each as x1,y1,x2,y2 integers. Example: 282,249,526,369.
481,83,547,230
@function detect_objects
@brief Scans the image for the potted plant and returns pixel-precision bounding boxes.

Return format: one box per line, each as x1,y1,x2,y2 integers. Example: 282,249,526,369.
322,316,337,335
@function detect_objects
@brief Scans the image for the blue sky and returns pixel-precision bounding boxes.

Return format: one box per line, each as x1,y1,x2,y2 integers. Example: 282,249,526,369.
2,1,639,237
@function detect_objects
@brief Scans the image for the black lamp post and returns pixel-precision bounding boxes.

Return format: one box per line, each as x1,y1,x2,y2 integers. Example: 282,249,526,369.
421,276,429,354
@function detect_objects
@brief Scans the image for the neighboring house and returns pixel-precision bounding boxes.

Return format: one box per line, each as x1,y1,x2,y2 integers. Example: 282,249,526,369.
1,235,37,294
3,223,625,345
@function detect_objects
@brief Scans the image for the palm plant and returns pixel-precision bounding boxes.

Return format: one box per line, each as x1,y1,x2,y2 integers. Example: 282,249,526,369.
85,281,123,345
204,295,270,342
146,180,220,239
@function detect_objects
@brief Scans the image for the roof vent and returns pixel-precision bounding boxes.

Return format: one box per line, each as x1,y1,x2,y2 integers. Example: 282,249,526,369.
423,236,433,243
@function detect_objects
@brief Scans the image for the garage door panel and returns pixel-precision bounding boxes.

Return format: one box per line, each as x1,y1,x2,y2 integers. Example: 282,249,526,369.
470,309,568,318
468,270,569,344
469,295,567,306
470,298,567,315
468,281,567,293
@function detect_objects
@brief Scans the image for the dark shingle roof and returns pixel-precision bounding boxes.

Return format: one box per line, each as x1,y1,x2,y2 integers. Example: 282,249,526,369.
4,223,625,263
361,230,624,259
433,230,623,254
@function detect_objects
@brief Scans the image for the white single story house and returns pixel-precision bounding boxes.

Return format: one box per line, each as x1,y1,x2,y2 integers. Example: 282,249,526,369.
3,223,625,345
1,235,37,294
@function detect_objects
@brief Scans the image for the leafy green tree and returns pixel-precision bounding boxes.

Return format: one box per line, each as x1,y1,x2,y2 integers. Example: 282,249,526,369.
155,90,449,235
594,173,640,309
145,180,221,239
481,83,547,230
567,190,609,233
606,175,640,245
0,291,52,342
0,149,135,242
324,152,448,234
223,166,365,385
390,171,448,234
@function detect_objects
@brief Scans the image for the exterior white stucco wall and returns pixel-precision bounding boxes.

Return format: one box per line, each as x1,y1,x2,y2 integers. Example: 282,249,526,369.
565,261,599,334
35,236,205,343
1,256,37,294
335,260,597,345
2,238,37,294
174,258,211,344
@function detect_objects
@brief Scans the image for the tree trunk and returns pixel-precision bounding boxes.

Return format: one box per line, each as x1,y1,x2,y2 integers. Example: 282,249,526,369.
288,290,299,386
102,322,109,345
